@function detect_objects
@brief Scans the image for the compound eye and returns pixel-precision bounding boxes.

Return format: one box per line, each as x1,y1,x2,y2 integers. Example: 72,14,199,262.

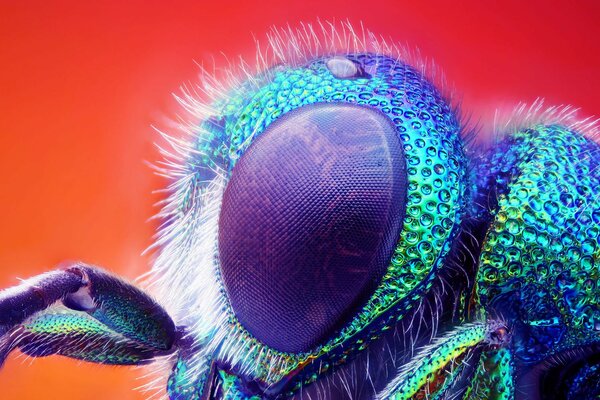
218,102,406,353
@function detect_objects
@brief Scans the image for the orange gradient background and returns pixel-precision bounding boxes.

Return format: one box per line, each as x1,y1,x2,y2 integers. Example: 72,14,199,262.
0,1,599,399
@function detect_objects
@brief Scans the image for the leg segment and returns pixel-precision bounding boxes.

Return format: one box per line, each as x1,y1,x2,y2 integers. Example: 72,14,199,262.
0,269,84,331
377,320,510,400
2,308,161,365
0,263,178,366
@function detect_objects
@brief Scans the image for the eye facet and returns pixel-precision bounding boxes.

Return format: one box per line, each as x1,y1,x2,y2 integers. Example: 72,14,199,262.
218,102,406,352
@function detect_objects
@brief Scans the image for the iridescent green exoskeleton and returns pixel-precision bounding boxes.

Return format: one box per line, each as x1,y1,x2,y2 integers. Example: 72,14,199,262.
0,25,598,400
380,121,600,400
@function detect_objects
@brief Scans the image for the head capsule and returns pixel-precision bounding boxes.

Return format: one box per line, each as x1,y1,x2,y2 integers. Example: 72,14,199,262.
154,26,470,398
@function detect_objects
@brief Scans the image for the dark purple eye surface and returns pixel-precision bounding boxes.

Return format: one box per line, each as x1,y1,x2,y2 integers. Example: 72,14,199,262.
218,103,406,352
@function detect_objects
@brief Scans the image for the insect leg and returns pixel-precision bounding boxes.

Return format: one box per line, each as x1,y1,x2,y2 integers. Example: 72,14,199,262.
377,320,510,400
1,308,166,365
0,263,178,365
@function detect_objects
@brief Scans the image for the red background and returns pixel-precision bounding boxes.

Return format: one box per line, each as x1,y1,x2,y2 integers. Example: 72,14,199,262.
0,1,599,398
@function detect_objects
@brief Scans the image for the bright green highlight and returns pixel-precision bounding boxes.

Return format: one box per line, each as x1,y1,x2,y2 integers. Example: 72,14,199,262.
383,322,488,400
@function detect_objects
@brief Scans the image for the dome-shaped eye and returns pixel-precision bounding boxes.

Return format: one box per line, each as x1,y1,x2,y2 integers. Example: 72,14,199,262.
218,102,406,353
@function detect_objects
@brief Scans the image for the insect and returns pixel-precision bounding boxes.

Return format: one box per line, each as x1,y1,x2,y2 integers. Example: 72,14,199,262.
0,23,598,399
